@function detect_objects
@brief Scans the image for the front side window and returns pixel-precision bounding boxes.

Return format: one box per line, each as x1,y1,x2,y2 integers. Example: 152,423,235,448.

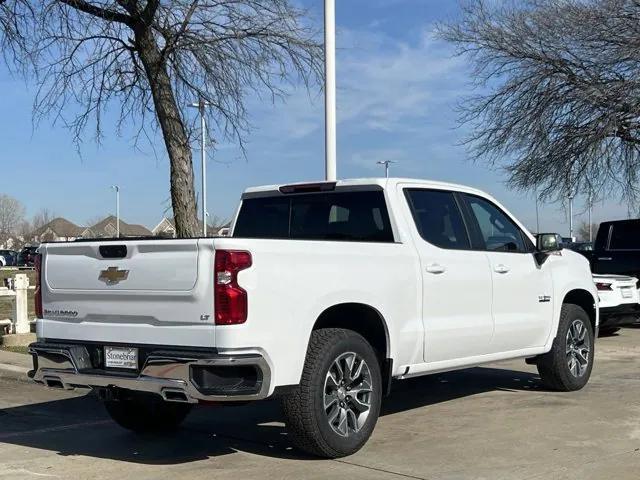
234,190,394,242
465,195,526,253
404,189,470,250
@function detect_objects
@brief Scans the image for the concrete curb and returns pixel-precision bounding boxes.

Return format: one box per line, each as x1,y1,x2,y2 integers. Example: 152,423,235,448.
0,350,32,383
0,362,30,383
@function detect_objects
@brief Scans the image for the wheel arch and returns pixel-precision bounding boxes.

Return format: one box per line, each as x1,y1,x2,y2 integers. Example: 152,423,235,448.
312,302,390,359
311,302,393,395
562,288,597,335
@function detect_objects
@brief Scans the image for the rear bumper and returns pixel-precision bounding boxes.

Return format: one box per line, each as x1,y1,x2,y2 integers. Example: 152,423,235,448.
599,304,640,327
28,341,271,403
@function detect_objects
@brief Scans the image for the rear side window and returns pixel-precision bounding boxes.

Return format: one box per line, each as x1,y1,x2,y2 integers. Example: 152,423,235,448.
609,222,640,250
404,189,470,249
234,191,394,242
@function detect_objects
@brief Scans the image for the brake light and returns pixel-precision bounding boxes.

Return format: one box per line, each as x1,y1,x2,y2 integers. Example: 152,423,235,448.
278,181,337,194
595,282,612,291
214,250,252,325
34,253,43,318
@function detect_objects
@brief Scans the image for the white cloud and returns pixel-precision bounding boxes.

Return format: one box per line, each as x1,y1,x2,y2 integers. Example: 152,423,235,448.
337,28,466,132
245,25,467,142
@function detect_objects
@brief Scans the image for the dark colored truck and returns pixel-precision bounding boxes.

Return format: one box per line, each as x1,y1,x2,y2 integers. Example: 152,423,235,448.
591,219,640,331
592,220,640,280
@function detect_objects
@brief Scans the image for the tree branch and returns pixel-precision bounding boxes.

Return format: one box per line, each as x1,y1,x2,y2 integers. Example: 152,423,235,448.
58,0,133,25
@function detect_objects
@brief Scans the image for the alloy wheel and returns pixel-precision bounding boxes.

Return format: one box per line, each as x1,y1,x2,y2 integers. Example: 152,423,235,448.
323,352,373,437
566,319,590,378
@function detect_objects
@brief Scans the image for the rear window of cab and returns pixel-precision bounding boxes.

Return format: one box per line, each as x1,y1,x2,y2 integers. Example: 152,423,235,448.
233,190,394,243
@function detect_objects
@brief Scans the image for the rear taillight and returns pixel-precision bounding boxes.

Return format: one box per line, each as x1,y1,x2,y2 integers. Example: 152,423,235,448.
595,282,612,291
214,250,252,325
34,253,43,318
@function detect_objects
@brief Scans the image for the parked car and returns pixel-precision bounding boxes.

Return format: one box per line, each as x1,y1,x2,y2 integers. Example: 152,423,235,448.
0,249,18,267
18,246,39,266
593,274,640,335
590,219,640,281
28,178,598,458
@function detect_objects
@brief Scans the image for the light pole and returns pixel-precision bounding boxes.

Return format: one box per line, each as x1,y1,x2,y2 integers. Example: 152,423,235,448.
189,98,210,237
568,192,574,241
324,0,337,181
376,160,395,178
535,192,540,234
587,188,593,242
110,185,120,238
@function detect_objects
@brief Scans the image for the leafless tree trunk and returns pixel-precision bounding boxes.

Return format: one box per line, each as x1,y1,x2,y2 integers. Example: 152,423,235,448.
0,1,322,237
439,0,640,204
135,25,198,236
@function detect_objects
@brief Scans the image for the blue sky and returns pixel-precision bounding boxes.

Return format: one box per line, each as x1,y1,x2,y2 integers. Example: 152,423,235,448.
0,0,630,234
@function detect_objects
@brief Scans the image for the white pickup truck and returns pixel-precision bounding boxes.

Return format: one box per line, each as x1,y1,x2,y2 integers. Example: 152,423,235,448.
29,178,598,458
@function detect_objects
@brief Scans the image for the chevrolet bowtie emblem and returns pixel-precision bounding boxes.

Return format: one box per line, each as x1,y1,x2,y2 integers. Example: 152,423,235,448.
99,267,130,285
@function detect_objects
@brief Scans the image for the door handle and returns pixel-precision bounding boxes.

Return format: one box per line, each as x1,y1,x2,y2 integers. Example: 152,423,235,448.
494,264,510,274
426,263,446,274
598,257,612,261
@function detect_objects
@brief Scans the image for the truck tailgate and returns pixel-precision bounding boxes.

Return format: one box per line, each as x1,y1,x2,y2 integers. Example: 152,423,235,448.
39,239,215,347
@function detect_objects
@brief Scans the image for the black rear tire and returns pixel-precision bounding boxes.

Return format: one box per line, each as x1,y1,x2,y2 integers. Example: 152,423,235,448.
536,303,594,391
103,392,192,433
282,328,382,458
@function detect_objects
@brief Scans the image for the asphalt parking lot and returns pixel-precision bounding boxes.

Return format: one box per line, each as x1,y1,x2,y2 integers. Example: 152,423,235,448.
1,327,639,480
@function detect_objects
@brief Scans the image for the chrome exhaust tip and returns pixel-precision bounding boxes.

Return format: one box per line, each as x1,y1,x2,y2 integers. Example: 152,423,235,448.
161,388,192,403
43,376,65,389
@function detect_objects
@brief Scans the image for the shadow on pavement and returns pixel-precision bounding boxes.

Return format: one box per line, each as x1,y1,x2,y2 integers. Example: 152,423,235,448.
0,366,541,464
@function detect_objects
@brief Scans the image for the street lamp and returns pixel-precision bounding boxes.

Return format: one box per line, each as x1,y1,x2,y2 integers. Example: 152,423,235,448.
189,98,210,237
568,192,574,241
325,0,337,181
535,191,540,234
376,160,395,178
587,187,593,242
110,185,120,238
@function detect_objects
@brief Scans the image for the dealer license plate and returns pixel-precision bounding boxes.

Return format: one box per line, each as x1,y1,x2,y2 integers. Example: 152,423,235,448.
104,346,138,369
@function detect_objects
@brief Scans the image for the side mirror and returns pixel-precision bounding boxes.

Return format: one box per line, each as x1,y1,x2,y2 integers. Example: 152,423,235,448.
536,233,562,253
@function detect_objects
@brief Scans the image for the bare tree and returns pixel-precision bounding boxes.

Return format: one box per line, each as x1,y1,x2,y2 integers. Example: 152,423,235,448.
32,208,56,231
439,0,640,204
0,194,25,243
577,221,599,242
206,212,228,236
1,1,322,237
16,219,32,246
84,215,105,228
0,0,30,67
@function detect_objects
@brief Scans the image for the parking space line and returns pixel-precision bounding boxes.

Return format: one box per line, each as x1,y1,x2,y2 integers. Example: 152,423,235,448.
334,459,430,480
